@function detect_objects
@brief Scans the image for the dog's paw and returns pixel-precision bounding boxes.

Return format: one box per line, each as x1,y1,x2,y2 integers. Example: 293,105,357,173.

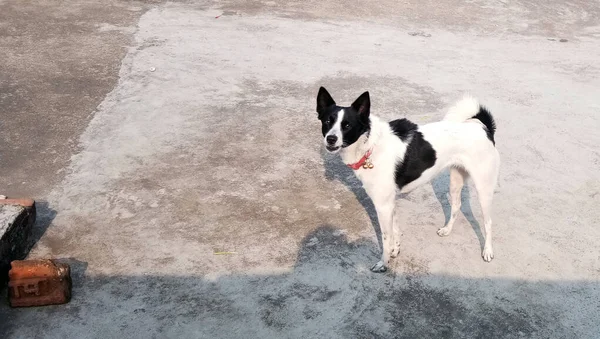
437,226,452,237
482,246,494,262
370,261,388,273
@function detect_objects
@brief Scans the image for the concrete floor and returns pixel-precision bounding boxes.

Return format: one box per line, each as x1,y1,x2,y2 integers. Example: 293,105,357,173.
1,1,600,338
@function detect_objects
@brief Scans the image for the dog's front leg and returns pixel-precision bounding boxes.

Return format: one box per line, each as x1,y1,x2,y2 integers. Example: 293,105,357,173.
371,201,395,273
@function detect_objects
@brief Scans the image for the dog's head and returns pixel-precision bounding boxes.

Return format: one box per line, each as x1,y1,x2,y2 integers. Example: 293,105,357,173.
316,87,371,153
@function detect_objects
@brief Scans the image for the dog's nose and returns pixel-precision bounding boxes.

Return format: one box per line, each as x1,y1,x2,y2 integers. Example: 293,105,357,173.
326,135,338,144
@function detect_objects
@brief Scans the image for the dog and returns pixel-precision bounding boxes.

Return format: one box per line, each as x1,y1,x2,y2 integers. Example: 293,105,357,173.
316,87,499,272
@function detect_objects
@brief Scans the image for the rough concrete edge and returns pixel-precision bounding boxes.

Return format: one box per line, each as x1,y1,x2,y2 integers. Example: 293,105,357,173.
0,199,37,287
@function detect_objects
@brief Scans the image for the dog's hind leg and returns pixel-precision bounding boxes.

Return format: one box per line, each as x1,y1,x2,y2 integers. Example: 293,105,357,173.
437,167,468,237
475,181,495,262
470,152,499,262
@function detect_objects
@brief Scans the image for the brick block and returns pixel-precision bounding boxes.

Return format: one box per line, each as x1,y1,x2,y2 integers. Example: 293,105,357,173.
8,259,72,307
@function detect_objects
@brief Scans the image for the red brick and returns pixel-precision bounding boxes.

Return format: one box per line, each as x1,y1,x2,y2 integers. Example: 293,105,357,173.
8,259,72,307
0,198,35,209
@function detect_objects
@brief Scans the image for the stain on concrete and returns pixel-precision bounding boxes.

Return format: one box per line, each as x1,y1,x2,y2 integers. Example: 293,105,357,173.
381,280,544,339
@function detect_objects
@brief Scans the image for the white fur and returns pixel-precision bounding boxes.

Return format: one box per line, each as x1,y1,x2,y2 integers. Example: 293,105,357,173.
443,95,480,123
335,98,500,271
324,109,345,149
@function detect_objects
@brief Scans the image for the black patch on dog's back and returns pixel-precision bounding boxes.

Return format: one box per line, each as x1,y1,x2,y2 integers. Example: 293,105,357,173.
389,118,418,141
390,119,437,190
472,106,496,145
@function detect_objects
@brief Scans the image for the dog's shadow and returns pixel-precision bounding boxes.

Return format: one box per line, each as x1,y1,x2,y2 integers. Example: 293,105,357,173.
321,151,383,249
431,171,485,250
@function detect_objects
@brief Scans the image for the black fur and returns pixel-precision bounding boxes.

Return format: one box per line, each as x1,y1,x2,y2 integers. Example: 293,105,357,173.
389,118,418,141
316,87,336,120
472,106,496,145
317,87,371,148
390,119,437,190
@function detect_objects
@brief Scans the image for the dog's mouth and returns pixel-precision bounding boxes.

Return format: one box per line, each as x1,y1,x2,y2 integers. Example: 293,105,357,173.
325,145,341,152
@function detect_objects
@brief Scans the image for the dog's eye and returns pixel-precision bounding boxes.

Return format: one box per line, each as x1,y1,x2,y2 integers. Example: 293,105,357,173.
342,122,351,130
327,117,335,125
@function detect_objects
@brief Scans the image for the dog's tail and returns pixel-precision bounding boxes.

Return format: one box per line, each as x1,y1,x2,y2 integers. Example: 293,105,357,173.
444,95,496,145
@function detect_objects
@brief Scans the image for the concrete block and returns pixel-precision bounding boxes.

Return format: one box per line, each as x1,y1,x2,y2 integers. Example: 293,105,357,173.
0,199,36,286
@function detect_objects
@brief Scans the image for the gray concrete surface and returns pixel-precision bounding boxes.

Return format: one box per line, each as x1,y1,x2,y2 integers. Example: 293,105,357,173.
0,0,154,198
1,1,600,338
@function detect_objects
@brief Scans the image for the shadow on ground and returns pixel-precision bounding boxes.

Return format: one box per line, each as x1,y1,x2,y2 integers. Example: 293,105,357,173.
1,225,593,339
431,171,485,250
26,200,57,255
322,151,382,248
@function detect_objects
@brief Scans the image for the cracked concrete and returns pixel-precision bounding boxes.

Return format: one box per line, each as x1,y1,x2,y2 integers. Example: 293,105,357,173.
1,1,599,338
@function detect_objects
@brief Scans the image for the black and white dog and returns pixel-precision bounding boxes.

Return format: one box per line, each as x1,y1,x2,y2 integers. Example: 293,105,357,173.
317,87,499,272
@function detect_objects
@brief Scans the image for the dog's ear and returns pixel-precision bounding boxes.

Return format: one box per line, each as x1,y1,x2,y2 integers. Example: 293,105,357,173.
351,91,370,118
316,87,335,119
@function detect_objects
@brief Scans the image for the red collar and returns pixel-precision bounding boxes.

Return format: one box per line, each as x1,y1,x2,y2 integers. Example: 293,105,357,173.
347,149,373,170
